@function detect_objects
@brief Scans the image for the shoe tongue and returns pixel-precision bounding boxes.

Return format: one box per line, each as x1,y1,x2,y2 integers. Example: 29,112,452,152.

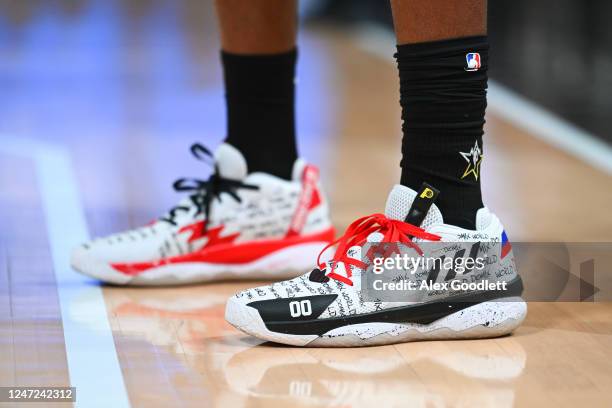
384,184,444,229
213,143,248,180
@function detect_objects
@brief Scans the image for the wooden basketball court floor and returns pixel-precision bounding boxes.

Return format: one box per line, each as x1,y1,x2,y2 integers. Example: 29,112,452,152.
1,1,612,407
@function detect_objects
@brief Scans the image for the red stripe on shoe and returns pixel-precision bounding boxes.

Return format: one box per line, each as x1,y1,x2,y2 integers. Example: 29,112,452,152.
286,164,321,237
501,241,512,259
110,227,336,276
179,222,240,247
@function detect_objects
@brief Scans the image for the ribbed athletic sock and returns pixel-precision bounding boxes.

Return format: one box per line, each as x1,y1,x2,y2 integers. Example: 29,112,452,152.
396,36,488,229
222,49,298,180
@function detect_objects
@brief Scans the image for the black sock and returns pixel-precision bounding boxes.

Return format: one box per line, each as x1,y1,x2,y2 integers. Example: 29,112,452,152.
222,49,298,180
396,36,488,229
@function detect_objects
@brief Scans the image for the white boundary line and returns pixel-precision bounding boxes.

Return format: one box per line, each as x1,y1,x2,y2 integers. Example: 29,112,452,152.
352,24,612,176
1,138,130,408
486,84,612,175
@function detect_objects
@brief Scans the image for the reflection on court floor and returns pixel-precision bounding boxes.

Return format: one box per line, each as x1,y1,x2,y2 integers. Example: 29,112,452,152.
1,0,612,407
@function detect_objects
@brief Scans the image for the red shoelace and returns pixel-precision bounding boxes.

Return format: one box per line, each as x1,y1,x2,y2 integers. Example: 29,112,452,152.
317,213,441,286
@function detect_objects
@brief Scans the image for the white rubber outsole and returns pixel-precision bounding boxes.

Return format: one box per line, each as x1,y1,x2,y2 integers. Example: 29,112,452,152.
225,296,527,347
71,242,330,286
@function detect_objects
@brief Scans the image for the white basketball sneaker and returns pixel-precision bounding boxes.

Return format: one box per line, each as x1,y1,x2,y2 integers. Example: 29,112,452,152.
71,143,335,285
225,183,527,347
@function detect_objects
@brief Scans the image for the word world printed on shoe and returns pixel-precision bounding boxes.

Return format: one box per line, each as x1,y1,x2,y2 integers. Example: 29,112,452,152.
225,183,527,347
71,143,335,285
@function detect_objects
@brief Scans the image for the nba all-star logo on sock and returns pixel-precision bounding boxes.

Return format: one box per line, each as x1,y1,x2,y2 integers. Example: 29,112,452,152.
460,140,484,180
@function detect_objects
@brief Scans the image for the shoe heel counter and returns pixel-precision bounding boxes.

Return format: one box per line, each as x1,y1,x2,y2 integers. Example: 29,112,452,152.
497,229,521,286
288,164,333,236
305,164,334,234
483,216,520,293
306,180,333,233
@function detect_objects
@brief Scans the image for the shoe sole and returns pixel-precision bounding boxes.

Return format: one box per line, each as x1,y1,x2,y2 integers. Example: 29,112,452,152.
225,296,527,347
71,241,331,286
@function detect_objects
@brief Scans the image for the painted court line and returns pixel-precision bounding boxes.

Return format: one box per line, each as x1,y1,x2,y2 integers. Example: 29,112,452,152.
1,138,130,408
486,84,612,176
353,24,612,176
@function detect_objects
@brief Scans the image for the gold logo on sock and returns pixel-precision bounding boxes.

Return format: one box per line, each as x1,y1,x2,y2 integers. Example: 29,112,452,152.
459,141,483,181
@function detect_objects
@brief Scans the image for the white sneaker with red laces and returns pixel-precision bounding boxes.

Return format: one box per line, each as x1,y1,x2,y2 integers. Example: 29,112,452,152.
225,183,527,347
71,143,335,285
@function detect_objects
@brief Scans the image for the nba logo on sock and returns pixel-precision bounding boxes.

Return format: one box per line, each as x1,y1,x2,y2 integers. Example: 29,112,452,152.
465,53,481,71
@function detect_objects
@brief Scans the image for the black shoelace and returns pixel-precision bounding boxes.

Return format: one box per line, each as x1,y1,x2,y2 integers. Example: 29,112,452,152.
159,143,259,232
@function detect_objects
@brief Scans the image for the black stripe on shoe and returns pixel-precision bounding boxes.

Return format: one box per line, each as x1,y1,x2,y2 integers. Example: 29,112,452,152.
247,277,524,336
